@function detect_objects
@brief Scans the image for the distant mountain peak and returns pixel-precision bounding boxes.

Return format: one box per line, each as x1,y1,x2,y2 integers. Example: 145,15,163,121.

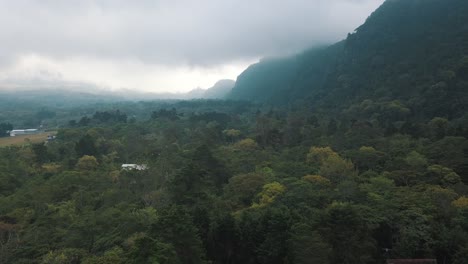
186,79,236,99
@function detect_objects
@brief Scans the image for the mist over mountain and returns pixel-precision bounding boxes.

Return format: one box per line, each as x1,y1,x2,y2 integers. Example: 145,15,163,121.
0,0,383,92
110,79,235,101
0,78,236,107
229,0,468,119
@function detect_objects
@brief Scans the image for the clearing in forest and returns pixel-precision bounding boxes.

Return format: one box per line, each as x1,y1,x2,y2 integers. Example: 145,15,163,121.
0,132,57,147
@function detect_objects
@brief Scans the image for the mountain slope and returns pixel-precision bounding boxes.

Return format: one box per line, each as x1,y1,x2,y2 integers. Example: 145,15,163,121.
202,79,235,99
228,55,300,103
228,0,468,119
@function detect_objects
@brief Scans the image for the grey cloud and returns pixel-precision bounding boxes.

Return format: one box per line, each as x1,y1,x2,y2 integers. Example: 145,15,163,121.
0,0,384,68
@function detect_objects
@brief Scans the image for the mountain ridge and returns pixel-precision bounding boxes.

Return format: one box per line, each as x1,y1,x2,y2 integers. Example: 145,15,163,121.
227,0,468,120
0,78,236,106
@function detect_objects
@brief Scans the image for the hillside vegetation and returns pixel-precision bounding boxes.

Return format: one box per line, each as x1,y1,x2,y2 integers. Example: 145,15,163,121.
229,0,468,121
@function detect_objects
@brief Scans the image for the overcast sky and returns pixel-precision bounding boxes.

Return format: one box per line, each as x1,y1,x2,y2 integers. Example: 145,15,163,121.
0,0,385,93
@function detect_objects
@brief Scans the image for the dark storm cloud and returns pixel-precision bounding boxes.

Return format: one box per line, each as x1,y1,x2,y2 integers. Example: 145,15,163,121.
0,0,384,67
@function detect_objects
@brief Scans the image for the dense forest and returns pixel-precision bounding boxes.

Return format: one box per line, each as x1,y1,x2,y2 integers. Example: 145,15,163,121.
1,0,468,263
1,98,468,264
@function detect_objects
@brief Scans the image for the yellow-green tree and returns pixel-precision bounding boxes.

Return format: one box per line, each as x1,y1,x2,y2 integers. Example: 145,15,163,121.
76,155,99,171
307,146,357,183
253,182,286,207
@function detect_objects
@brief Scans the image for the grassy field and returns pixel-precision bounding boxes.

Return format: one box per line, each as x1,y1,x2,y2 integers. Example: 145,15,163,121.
0,132,57,147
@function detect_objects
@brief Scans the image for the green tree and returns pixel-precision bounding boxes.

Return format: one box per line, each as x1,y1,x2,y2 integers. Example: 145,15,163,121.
75,134,98,157
149,206,207,264
288,223,331,264
32,143,49,164
224,173,266,209
428,117,449,140
321,203,376,264
0,123,13,137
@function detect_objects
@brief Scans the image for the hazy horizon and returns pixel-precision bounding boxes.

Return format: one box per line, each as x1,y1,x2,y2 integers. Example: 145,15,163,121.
0,0,385,93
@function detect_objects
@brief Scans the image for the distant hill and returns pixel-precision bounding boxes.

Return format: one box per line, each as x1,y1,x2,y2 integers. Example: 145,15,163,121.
0,89,125,109
201,79,236,99
149,79,235,100
228,0,468,119
116,79,235,100
0,79,236,107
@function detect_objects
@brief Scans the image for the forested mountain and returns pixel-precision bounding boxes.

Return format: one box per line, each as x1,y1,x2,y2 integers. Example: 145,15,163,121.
229,0,468,120
229,55,301,103
184,80,236,100
201,79,236,99
1,0,468,264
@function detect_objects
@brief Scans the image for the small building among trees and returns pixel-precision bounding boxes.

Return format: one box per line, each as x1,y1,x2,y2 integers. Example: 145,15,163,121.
121,164,148,171
10,129,40,137
387,259,437,264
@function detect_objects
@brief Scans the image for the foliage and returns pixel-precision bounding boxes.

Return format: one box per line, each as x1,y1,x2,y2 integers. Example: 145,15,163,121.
76,155,99,171
0,123,13,137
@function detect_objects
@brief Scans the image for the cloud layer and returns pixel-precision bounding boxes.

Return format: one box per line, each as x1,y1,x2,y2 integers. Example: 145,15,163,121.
0,0,384,92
